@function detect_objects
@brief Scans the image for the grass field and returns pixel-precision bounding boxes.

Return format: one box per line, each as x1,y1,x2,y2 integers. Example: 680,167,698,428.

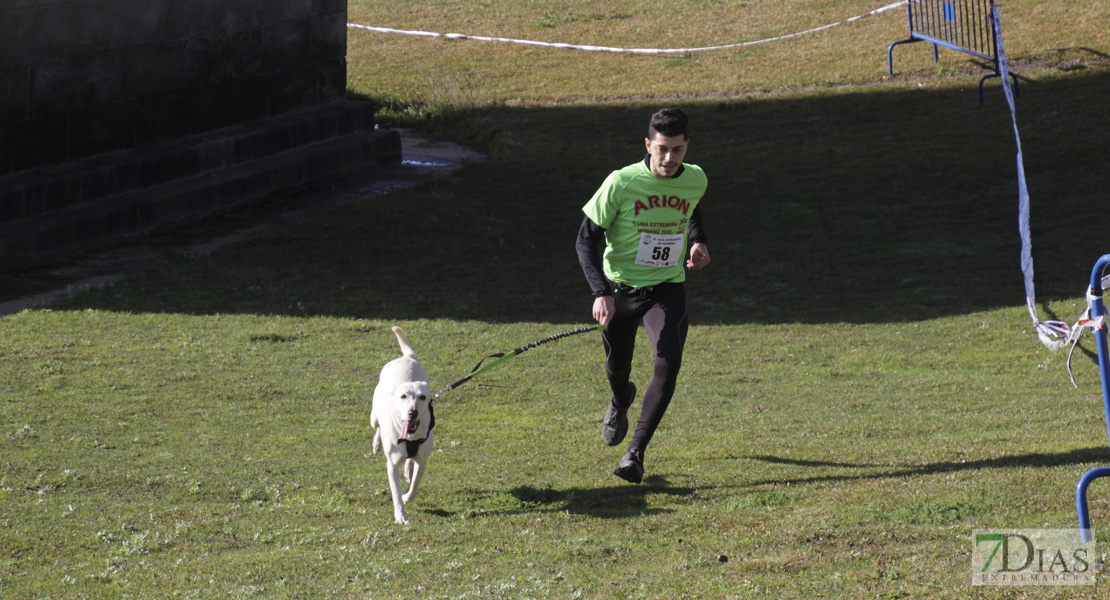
4,1,1110,598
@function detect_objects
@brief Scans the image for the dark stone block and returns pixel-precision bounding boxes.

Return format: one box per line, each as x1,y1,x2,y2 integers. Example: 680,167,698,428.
222,0,303,32
125,42,189,98
0,190,24,223
199,77,270,131
74,163,128,205
0,9,22,65
9,113,69,172
317,57,346,104
136,145,202,189
5,168,74,219
161,0,222,40
162,0,254,39
231,127,285,164
313,0,348,15
308,12,347,62
15,0,164,59
183,0,292,37
261,19,311,74
134,89,201,145
268,65,318,115
229,109,328,164
195,135,232,172
1,174,41,222
273,0,316,23
106,0,171,50
29,51,128,116
69,103,136,161
0,123,10,176
2,0,43,9
184,31,264,87
163,0,291,40
0,66,30,119
16,2,105,60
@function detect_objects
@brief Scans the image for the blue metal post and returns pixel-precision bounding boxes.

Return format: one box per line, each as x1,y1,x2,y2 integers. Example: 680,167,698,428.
1076,254,1110,542
1078,468,1110,541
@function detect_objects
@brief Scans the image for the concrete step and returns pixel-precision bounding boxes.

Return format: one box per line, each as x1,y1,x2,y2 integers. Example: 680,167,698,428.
0,102,400,272
0,128,483,315
0,100,382,224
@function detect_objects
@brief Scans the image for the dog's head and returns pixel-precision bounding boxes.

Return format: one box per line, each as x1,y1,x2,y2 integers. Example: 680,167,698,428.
390,380,431,441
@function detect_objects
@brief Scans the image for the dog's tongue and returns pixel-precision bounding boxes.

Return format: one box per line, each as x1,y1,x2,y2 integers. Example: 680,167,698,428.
398,420,411,441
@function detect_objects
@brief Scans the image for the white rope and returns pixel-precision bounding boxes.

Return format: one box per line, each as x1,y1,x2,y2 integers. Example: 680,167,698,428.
348,2,907,55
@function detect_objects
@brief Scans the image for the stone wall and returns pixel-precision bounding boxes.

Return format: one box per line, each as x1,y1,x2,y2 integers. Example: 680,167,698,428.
0,0,349,176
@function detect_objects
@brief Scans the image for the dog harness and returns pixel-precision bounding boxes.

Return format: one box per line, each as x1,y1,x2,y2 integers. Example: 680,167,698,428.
402,403,435,458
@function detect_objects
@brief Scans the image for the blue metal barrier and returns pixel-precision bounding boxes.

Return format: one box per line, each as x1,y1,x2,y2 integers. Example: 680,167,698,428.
1076,254,1110,543
887,0,1019,103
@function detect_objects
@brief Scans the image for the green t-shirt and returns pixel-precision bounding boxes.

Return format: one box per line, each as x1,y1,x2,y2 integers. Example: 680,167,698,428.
582,160,707,288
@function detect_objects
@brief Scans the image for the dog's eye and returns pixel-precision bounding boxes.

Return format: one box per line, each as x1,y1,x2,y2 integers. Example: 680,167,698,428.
400,394,407,399
418,395,427,401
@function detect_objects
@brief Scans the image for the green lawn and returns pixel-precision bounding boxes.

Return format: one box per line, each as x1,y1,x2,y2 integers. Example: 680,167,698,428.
3,1,1110,598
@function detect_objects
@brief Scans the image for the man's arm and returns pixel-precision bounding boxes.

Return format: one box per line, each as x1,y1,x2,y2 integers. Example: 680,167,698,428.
687,204,707,245
576,216,613,298
686,205,710,270
576,216,616,324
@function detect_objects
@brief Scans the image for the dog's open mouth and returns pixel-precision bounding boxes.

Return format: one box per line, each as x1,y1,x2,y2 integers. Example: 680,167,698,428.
398,419,420,441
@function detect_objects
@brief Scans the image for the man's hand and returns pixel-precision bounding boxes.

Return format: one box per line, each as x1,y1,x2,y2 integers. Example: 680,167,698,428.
592,295,615,325
686,242,711,270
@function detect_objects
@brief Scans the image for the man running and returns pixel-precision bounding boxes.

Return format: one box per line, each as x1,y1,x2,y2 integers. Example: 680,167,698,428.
576,107,711,483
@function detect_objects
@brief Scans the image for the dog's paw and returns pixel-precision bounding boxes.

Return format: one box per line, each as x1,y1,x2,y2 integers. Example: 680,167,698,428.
394,509,409,525
371,429,381,455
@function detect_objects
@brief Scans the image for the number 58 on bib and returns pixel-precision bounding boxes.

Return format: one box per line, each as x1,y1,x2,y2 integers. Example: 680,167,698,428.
635,233,684,268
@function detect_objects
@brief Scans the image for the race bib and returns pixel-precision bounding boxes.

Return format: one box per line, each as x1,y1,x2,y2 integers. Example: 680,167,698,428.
635,233,683,268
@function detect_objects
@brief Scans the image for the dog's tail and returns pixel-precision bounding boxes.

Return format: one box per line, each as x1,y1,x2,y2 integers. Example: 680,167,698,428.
392,326,418,359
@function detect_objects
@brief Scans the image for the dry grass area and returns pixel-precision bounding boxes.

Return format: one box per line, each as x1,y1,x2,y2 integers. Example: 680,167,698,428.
347,0,1110,108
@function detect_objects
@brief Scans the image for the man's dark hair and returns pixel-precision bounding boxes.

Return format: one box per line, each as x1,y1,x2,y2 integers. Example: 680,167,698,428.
648,108,689,140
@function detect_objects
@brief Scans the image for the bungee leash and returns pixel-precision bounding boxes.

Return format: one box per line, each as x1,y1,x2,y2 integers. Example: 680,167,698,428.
434,323,608,399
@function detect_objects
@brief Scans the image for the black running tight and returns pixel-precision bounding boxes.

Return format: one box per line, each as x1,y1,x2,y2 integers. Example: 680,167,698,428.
601,281,689,456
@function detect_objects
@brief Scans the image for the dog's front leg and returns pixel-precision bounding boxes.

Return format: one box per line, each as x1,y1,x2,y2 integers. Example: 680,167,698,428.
385,457,409,525
401,456,427,506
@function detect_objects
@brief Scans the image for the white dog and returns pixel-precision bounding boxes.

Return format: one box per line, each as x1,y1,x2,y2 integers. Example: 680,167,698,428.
371,326,434,524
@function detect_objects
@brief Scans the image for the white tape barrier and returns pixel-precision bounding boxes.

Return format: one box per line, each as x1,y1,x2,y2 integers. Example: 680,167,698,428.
348,2,907,55
992,7,1075,355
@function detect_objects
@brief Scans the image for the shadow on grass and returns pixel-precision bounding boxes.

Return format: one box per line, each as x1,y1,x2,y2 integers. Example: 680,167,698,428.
51,68,1110,325
744,446,1110,487
428,479,698,519
512,479,697,518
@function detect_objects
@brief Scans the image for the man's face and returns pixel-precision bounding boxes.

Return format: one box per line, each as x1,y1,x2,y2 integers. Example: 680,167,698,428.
645,133,689,178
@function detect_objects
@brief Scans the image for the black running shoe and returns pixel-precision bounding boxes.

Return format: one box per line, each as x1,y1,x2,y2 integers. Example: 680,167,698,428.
614,450,644,484
601,382,636,446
